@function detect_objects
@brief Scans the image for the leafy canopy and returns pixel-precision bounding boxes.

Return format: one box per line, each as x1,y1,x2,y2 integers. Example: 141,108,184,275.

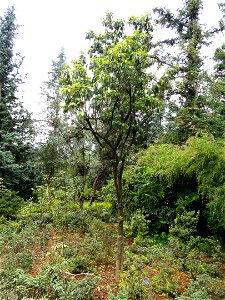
61,13,159,163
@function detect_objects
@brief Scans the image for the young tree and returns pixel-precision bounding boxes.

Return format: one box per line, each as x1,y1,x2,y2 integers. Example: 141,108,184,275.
61,13,160,279
0,6,39,199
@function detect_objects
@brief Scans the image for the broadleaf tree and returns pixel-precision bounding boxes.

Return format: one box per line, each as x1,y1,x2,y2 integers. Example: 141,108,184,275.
61,13,161,279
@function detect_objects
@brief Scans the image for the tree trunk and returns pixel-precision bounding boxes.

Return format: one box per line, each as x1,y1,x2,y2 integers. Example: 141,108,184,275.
114,162,124,282
89,170,100,207
79,194,84,210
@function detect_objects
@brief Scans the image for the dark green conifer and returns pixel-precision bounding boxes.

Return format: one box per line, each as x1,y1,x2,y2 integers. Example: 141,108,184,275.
0,6,39,199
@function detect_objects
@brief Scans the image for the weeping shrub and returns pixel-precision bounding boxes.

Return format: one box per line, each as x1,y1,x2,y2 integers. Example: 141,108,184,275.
102,136,225,238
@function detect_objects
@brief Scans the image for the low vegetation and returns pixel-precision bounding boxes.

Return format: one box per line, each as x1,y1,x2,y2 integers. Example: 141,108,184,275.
0,200,224,299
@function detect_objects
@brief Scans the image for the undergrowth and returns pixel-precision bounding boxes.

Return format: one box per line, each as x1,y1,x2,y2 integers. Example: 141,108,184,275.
0,203,224,299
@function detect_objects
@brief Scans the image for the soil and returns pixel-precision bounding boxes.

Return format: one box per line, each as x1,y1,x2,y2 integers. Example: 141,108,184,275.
8,228,223,300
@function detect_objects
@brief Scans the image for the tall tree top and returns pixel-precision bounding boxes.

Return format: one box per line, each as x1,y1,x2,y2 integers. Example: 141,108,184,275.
0,6,17,83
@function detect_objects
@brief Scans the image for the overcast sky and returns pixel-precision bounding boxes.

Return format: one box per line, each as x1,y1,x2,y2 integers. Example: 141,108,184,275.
0,0,223,116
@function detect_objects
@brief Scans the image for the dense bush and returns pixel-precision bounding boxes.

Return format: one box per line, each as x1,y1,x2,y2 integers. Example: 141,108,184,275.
177,274,225,300
102,136,225,238
0,178,24,218
0,266,97,299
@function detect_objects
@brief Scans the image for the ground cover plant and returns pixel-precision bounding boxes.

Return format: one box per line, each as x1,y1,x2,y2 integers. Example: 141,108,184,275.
0,191,224,299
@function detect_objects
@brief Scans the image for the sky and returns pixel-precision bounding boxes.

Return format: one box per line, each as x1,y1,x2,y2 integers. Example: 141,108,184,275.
0,0,223,117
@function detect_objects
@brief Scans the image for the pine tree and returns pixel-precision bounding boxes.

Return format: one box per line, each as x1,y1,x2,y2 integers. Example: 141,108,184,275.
0,6,39,199
154,0,224,143
39,50,100,208
208,43,225,136
39,49,67,179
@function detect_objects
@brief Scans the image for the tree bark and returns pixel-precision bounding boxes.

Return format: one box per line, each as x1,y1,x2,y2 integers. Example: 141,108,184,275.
114,161,124,282
79,194,84,210
89,170,100,207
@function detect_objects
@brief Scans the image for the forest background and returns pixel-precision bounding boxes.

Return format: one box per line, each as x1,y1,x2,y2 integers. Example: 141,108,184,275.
0,0,225,299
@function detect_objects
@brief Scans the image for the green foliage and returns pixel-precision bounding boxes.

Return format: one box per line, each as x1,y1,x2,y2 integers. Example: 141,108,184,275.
86,205,113,223
68,255,92,274
61,15,159,156
118,250,151,300
177,274,225,300
4,249,34,272
167,211,224,282
0,6,40,198
39,49,100,206
61,13,164,277
0,212,100,299
169,211,199,243
60,14,162,206
122,232,225,299
0,192,224,299
39,49,67,179
154,1,224,143
124,210,149,238
39,120,96,210
151,267,180,297
0,177,24,218
111,136,225,237
108,289,129,300
0,265,97,299
207,42,225,138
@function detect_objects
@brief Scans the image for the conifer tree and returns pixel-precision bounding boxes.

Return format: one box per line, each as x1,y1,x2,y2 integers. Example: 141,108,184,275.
39,50,95,209
154,0,224,143
0,6,38,199
208,43,225,137
39,49,67,179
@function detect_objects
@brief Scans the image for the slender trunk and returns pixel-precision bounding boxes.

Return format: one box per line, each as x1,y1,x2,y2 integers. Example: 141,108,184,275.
114,161,124,282
79,194,84,210
89,170,100,207
194,81,199,99
79,145,87,210
89,194,95,207
79,171,87,210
